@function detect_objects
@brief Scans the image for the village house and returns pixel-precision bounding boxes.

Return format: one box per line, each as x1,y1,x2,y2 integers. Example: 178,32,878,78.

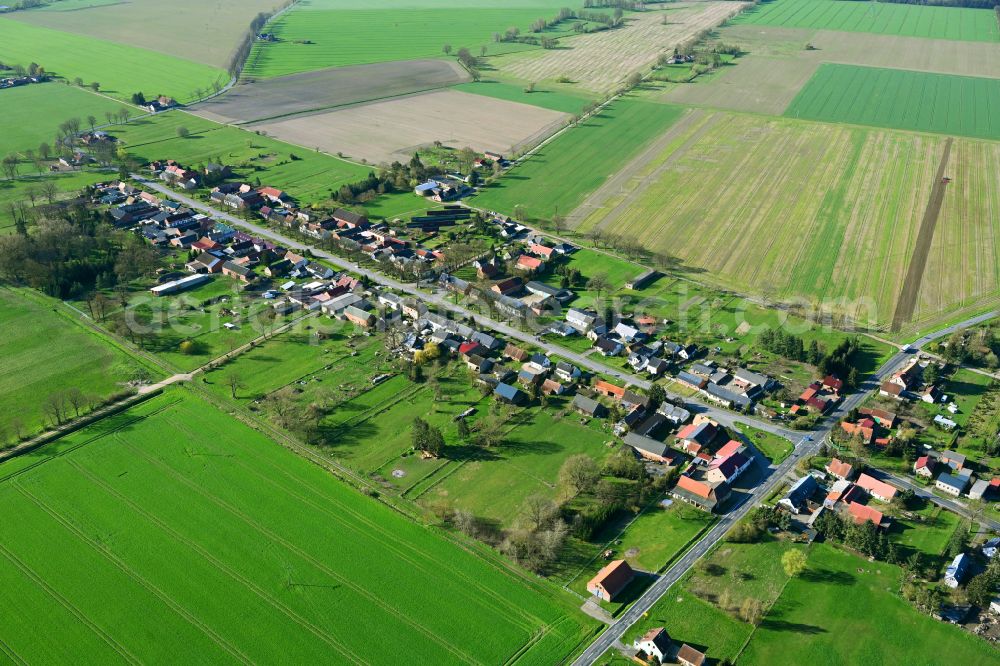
940,451,966,471
826,458,854,481
625,269,659,290
936,469,973,497
944,553,970,588
587,559,635,602
848,501,887,528
625,432,673,463
657,402,691,426
855,473,897,502
572,394,607,418
914,455,936,478
673,473,730,512
704,452,752,485
634,627,673,663
593,380,626,401
780,475,818,514
494,383,526,405
677,644,706,666
515,254,543,274
222,261,254,283
566,308,599,332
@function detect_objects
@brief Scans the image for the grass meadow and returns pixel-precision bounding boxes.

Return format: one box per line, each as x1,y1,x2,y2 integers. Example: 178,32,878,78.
733,0,1000,42
0,390,593,664
244,0,574,78
109,111,370,204
1,83,134,156
0,287,157,438
0,18,226,103
571,110,1000,331
786,64,1000,141
472,95,685,220
628,539,995,664
739,544,997,664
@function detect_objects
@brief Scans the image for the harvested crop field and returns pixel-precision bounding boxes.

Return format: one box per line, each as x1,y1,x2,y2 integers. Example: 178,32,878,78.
732,0,1000,42
495,2,748,93
7,0,284,70
195,59,469,125
571,112,1000,329
0,390,593,664
662,26,1000,115
785,64,1000,141
252,89,570,165
914,138,1000,332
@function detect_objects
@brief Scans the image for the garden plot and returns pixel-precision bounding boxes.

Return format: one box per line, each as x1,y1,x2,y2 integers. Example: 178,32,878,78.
252,89,570,164
495,2,748,93
194,60,470,125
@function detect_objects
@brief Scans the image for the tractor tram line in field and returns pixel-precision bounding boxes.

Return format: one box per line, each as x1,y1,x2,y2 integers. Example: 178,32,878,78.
891,137,954,332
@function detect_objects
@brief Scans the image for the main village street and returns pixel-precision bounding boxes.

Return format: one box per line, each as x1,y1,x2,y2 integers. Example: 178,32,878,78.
133,176,800,442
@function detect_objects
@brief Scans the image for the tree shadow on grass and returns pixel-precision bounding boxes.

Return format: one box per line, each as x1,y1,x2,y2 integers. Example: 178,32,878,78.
800,568,855,586
758,619,827,635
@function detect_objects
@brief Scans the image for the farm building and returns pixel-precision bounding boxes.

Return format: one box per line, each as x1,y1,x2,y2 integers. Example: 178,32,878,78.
586,559,635,602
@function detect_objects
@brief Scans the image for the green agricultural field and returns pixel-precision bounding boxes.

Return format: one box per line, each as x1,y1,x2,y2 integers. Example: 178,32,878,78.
739,544,996,664
108,111,370,204
0,287,158,439
472,96,685,221
453,80,596,115
733,0,1000,42
0,18,226,103
890,500,961,566
786,64,1000,141
0,390,593,664
1,83,133,156
244,0,576,78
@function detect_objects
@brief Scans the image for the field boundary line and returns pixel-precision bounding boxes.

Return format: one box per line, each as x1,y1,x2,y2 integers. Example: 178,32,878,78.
66,458,365,665
0,396,177,483
120,440,482,664
153,416,548,631
891,137,953,331
12,482,254,665
0,543,139,664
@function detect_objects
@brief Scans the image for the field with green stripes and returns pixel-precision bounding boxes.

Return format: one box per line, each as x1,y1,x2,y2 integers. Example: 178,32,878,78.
786,64,1000,140
472,95,685,221
0,390,593,664
733,0,1000,42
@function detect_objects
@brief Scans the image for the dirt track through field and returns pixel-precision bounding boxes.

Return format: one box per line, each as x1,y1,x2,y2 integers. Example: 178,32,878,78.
567,108,707,227
891,137,953,332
